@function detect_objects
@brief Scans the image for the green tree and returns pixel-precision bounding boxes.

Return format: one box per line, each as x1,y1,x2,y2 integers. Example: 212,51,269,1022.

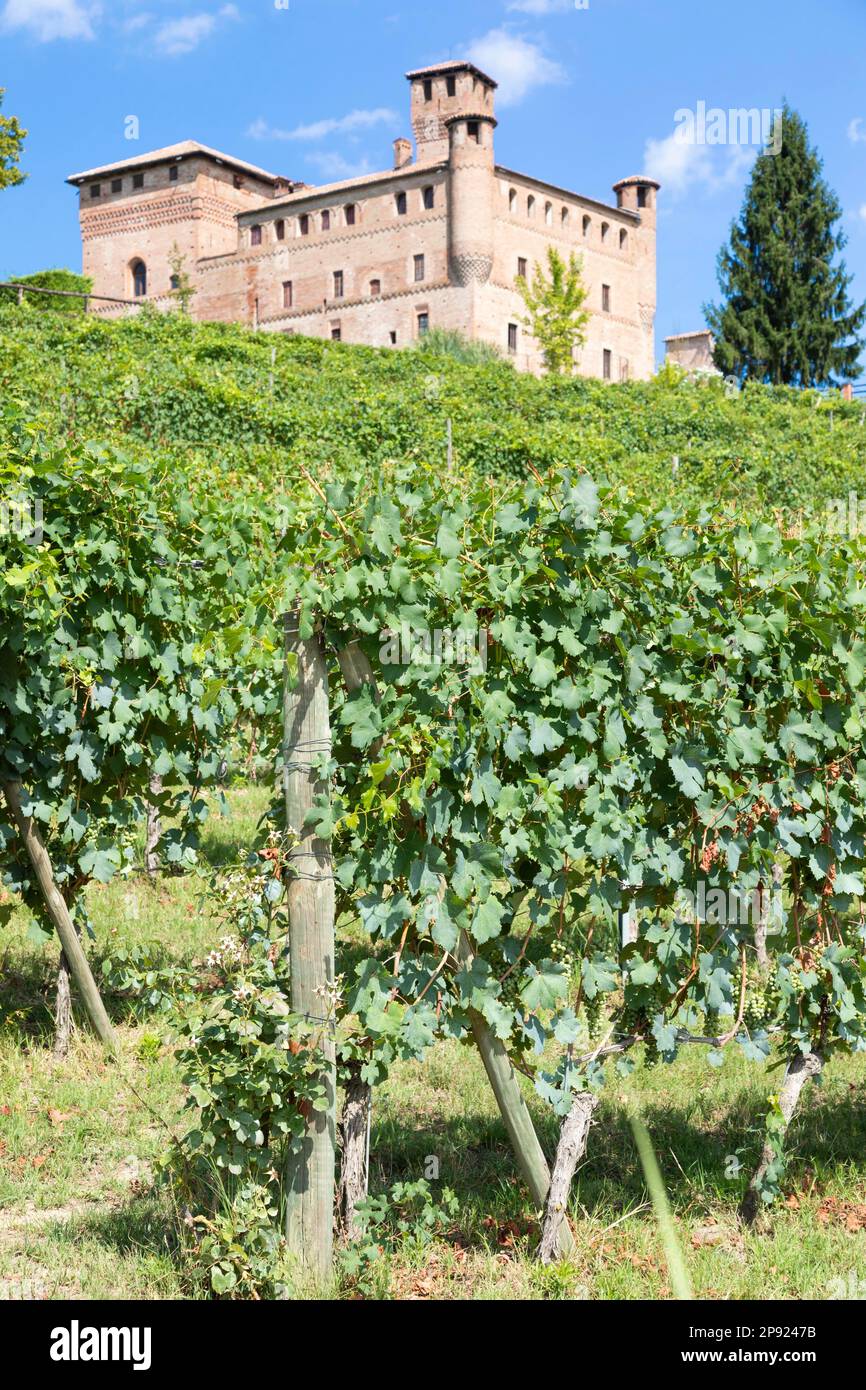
517,247,589,374
168,243,197,314
1,269,92,313
705,104,865,386
0,88,26,190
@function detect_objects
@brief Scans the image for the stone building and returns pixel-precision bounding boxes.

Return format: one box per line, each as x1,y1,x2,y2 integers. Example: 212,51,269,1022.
664,330,718,374
67,60,660,378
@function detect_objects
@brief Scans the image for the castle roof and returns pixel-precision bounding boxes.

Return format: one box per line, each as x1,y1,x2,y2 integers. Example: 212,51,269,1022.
612,174,662,190
66,141,286,188
405,60,498,89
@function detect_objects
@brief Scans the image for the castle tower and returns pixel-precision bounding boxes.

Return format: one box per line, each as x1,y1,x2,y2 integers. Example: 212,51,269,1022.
406,61,497,166
612,175,660,378
447,111,497,286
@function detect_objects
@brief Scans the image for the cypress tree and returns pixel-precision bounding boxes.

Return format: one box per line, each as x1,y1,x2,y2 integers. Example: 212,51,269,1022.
705,104,864,386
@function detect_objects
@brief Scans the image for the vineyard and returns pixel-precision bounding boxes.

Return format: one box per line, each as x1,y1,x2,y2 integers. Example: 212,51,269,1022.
2,305,866,1301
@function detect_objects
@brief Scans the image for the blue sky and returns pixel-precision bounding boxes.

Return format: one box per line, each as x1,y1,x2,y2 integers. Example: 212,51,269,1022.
2,0,865,364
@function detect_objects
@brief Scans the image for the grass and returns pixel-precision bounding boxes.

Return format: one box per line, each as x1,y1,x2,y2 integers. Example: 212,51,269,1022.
2,787,866,1301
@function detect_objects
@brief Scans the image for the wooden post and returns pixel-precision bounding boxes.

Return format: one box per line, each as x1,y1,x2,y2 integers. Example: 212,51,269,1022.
282,612,337,1284
2,781,117,1052
457,931,574,1257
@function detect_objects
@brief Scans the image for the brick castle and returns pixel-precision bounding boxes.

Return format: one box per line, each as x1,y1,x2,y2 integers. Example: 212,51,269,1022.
68,60,660,378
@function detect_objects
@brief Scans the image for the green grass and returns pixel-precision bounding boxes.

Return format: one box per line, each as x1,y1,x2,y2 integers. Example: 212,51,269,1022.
2,788,866,1301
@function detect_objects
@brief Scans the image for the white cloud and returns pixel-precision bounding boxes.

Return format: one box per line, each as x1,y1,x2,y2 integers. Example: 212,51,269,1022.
643,126,754,198
154,4,237,57
466,28,565,106
507,0,574,13
247,108,397,142
859,204,866,223
0,0,99,41
305,151,376,182
848,117,866,145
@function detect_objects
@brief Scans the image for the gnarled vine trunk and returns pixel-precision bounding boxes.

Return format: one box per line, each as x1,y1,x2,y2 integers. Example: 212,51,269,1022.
145,772,163,879
538,1091,598,1263
338,1062,371,1241
54,950,73,1057
740,1048,823,1225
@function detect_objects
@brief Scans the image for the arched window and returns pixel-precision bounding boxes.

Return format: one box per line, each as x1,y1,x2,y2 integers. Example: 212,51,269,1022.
561,207,569,228
601,221,610,244
508,188,517,214
545,201,553,226
131,260,147,297
345,203,357,226
619,227,628,250
582,214,591,238
527,194,536,217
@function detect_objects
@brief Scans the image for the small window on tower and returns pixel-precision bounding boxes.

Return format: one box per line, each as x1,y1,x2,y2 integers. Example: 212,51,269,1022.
561,207,569,228
170,274,180,291
417,312,429,336
90,183,101,198
601,221,610,243
637,186,648,208
169,165,178,182
582,214,591,237
423,186,435,210
111,178,122,194
619,228,628,250
603,349,612,380
370,279,381,297
423,79,433,102
299,214,310,235
390,330,397,344
602,284,611,313
467,121,480,143
414,254,425,282
517,257,527,280
331,324,342,341
396,192,407,216
345,204,357,226
321,210,331,231
333,270,344,299
251,225,263,246
275,219,285,240
508,323,518,355
446,76,456,97
545,201,553,226
283,281,293,309
527,195,536,218
131,260,147,298
133,173,144,189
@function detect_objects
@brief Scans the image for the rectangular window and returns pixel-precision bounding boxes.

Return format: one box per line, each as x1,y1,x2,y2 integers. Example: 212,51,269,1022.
467,121,480,143
517,257,527,280
333,270,344,299
370,279,381,296
423,185,435,210
396,192,407,216
508,323,518,354
446,76,456,97
90,183,101,198
133,173,144,189
423,79,433,102
299,214,310,235
417,312,429,336
602,283,611,312
169,165,178,182
603,349,612,380
111,178,122,194
321,210,331,231
637,186,647,208
283,281,293,309
331,325,342,341
390,330,397,345
251,225,262,246
345,204,356,226
414,254,425,283
275,219,285,240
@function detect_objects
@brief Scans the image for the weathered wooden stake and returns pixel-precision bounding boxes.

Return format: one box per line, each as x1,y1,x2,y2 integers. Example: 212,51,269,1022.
2,781,117,1053
282,613,337,1285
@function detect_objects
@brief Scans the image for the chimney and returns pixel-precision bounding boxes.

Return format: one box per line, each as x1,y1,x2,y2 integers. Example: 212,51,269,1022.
842,383,854,402
393,137,413,170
